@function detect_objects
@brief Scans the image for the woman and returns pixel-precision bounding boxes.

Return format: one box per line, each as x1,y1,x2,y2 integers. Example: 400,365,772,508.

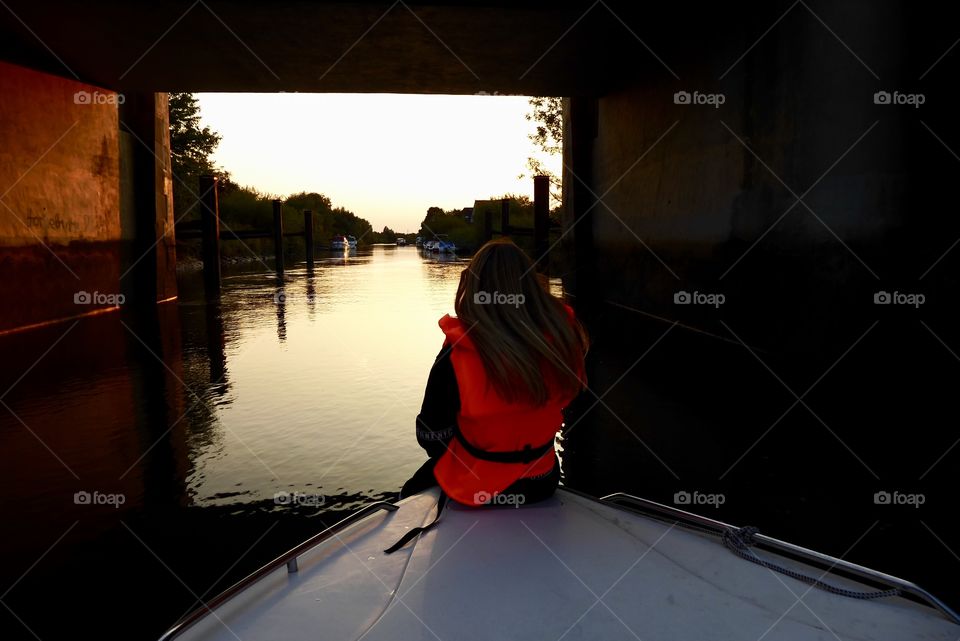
401,238,589,507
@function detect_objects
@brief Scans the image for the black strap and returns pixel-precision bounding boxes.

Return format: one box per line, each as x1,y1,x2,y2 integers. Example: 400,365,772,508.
383,493,448,554
453,429,554,464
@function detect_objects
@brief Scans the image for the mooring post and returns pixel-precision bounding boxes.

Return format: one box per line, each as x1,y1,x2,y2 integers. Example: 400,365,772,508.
534,175,549,267
483,205,492,242
500,198,510,236
273,199,284,274
199,174,221,296
304,209,315,267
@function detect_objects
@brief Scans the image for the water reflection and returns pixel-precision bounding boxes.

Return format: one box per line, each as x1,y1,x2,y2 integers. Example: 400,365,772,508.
0,245,464,639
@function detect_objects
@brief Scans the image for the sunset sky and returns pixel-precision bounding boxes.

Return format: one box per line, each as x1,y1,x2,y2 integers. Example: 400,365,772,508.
197,93,561,232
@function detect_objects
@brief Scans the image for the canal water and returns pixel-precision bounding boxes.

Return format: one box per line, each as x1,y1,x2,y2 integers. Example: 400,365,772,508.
1,245,956,640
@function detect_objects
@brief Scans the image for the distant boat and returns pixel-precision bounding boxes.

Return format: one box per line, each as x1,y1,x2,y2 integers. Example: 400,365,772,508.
396,238,407,246
415,236,423,247
330,235,346,251
347,235,358,249
429,235,456,254
156,487,960,641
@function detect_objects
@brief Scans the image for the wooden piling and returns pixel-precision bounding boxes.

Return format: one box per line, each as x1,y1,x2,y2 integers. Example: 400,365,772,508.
199,175,221,295
534,175,549,266
304,209,315,266
273,199,284,274
500,198,510,236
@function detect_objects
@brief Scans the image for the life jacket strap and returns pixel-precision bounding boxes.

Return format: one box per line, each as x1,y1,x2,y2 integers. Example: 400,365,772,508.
383,492,447,554
454,429,554,464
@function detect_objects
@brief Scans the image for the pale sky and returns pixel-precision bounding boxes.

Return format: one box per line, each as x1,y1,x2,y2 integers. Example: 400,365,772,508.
196,93,561,232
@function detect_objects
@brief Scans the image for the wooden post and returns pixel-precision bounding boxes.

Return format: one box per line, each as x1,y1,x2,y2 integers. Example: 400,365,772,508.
483,205,492,242
304,210,315,266
199,175,220,296
569,97,599,310
534,175,550,267
273,199,284,274
500,198,510,236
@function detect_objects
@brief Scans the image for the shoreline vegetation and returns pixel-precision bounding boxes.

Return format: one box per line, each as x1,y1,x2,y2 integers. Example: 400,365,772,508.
174,193,560,265
169,92,562,263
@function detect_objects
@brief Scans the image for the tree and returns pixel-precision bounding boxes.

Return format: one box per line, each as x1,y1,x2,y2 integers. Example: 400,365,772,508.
521,96,562,204
168,92,228,219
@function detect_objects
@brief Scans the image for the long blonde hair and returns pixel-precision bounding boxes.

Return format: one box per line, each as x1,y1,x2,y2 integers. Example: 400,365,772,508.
454,239,588,405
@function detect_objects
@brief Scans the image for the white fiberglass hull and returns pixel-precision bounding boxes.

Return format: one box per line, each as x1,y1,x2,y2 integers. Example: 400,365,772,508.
161,488,958,641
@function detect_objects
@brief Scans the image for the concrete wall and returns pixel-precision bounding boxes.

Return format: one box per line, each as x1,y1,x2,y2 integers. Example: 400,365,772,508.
0,61,121,244
559,3,960,583
0,61,122,332
564,0,957,360
0,61,175,333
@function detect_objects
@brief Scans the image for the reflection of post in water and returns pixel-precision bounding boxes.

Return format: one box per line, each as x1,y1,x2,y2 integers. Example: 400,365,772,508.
305,275,317,319
204,300,228,393
126,302,189,508
275,284,287,343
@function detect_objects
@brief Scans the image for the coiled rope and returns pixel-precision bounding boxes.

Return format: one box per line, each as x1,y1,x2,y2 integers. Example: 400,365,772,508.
722,526,901,600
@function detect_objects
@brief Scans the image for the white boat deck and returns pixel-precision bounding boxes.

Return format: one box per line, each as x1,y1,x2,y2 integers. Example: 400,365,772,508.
168,488,958,641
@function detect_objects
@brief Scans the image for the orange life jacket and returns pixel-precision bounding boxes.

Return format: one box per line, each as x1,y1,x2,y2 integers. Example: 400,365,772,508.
432,309,583,506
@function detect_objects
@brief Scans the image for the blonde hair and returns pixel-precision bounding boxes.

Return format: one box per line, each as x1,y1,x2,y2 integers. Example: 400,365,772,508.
454,239,588,405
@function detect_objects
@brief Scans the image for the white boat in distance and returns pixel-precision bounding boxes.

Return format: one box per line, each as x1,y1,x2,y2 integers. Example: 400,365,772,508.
422,235,456,254
157,487,959,641
330,235,346,251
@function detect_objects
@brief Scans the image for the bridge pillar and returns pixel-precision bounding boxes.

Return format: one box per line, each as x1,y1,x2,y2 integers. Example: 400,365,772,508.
119,92,177,307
